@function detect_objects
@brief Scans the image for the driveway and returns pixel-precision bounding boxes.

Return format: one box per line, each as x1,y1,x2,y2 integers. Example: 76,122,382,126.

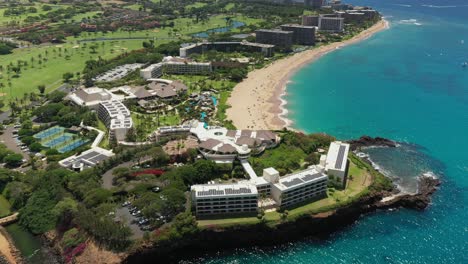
102,156,152,189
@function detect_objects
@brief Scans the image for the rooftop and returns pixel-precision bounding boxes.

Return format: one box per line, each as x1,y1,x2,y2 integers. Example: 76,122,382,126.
256,29,293,34
281,24,316,29
59,147,114,169
274,166,327,191
325,141,350,172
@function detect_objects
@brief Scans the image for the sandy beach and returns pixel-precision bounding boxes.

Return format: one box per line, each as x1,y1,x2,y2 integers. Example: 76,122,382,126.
226,19,389,130
0,227,19,264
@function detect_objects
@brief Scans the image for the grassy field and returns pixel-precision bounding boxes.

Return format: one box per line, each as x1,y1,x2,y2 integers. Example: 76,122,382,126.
0,14,262,105
0,3,63,24
97,119,110,149
197,159,373,228
185,2,208,10
0,38,149,101
0,195,11,217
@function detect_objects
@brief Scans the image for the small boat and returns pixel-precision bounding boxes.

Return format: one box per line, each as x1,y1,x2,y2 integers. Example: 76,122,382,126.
462,62,468,68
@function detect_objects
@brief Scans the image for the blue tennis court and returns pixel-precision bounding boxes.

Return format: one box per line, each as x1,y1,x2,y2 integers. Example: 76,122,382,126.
33,126,65,139
42,133,74,148
58,139,88,153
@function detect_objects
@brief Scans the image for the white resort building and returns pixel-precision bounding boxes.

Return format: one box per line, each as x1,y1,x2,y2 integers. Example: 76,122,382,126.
189,140,350,216
321,141,350,186
191,183,258,216
98,100,133,141
154,121,280,163
140,56,213,80
67,87,115,109
67,86,137,109
59,147,114,172
269,166,328,207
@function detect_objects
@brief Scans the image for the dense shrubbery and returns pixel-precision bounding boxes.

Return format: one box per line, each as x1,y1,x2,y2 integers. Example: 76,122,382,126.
33,98,97,127
0,41,17,55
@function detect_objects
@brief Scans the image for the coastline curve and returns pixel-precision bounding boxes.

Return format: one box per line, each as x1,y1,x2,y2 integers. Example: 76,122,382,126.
226,19,390,130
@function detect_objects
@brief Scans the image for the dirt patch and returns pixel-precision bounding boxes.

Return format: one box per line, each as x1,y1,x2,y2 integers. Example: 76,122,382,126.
74,241,125,264
0,93,7,97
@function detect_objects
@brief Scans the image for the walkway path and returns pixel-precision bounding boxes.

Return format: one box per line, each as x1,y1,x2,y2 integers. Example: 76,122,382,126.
80,123,105,148
240,159,258,179
0,213,18,226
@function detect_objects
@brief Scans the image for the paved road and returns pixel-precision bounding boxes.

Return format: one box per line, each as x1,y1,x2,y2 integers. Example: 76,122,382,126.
102,156,152,189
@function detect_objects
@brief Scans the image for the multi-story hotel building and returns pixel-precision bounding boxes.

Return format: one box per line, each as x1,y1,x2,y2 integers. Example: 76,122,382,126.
191,183,259,216
269,166,328,208
98,100,133,141
318,16,345,32
163,60,212,75
322,141,350,187
140,57,213,80
280,24,316,45
305,0,325,9
255,29,294,49
140,63,163,79
179,41,275,58
302,15,320,27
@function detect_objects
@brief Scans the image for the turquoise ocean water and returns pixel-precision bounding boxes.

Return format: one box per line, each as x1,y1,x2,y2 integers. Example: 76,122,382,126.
192,0,468,263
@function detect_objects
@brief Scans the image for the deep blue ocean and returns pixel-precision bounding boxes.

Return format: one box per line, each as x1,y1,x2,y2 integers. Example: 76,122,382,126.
191,0,468,263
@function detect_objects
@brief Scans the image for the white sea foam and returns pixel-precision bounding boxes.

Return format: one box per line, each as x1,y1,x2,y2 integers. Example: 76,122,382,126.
394,4,412,7
421,4,457,8
421,171,438,179
278,86,293,128
399,19,422,26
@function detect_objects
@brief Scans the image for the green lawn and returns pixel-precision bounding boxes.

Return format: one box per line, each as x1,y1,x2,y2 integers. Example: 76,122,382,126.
64,11,103,23
0,195,11,217
225,3,235,11
185,2,208,10
0,3,62,24
97,119,110,149
0,14,263,107
0,39,149,102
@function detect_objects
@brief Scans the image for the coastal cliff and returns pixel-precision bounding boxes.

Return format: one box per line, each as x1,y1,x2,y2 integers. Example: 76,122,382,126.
347,136,397,151
124,176,440,263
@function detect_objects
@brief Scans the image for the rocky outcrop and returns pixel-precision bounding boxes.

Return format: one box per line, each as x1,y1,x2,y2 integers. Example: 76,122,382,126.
347,136,397,151
124,177,440,263
378,176,441,210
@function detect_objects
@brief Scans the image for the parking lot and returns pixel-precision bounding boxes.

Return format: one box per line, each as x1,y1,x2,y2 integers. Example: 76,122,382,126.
93,63,143,82
114,199,165,239
115,206,145,239
0,125,30,161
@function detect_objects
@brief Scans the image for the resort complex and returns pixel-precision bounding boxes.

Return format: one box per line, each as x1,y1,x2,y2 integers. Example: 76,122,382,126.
190,140,350,216
153,121,280,163
0,1,398,262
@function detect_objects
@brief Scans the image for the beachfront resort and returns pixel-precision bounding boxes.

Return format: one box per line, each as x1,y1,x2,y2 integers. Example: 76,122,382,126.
0,1,388,262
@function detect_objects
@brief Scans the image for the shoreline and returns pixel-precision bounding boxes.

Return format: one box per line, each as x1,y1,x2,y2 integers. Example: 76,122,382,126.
0,226,22,264
226,19,390,130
